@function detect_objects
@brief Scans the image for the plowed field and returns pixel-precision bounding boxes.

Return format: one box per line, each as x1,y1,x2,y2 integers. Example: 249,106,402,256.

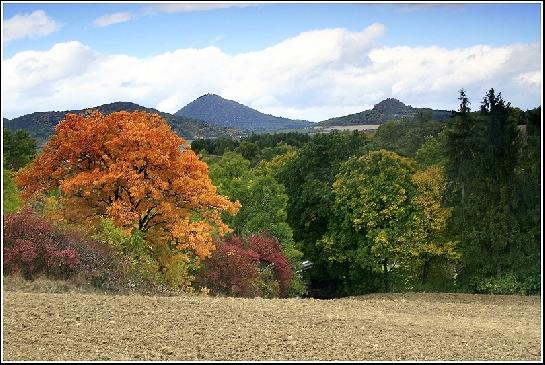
2,290,541,361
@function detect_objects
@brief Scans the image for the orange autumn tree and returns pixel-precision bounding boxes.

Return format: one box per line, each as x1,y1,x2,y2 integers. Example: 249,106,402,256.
16,110,240,266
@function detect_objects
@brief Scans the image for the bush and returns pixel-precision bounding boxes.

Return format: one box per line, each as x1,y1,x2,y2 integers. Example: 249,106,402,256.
65,229,128,291
518,269,541,295
255,265,281,298
3,209,197,295
248,234,293,297
468,272,540,295
474,274,521,294
3,207,81,279
195,236,261,297
92,218,195,292
92,219,161,288
195,234,294,298
156,242,195,291
3,208,132,292
3,168,21,213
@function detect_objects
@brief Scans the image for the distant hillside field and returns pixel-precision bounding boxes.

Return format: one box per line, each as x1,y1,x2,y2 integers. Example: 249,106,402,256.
176,94,314,132
317,124,381,132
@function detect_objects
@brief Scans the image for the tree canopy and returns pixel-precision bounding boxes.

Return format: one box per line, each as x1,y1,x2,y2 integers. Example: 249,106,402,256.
3,129,37,170
15,110,240,261
321,150,457,294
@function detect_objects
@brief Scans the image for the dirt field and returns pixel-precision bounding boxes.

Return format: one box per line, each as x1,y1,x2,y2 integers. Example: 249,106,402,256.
2,289,542,361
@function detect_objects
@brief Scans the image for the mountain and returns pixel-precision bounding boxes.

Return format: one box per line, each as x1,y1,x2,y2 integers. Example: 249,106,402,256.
3,102,242,147
318,98,453,127
175,94,314,132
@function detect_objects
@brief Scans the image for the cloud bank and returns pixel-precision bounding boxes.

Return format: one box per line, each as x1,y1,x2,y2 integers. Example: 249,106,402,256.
3,10,61,43
2,24,541,120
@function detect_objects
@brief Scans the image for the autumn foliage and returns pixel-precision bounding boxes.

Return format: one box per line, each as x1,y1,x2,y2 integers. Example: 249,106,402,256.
15,110,240,264
196,234,294,298
3,207,176,292
196,235,260,297
3,207,100,281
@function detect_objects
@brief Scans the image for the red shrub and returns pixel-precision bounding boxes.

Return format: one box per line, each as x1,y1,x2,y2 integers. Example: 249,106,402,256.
196,234,294,298
247,234,294,297
195,236,260,297
3,208,80,279
2,207,120,286
3,208,185,294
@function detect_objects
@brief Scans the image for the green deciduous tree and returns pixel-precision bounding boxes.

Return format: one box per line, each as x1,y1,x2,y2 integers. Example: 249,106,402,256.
235,141,260,162
371,117,444,158
276,131,370,296
415,130,448,168
3,129,37,170
321,150,457,294
321,150,416,293
208,151,306,296
208,151,253,201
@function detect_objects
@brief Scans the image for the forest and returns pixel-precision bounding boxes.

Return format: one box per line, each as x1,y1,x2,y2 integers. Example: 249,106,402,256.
2,89,541,298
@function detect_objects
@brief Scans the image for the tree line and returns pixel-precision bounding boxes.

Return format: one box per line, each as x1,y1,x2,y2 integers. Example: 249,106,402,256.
3,88,541,297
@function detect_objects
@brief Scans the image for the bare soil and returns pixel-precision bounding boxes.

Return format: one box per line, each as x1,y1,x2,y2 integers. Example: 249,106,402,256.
2,288,541,361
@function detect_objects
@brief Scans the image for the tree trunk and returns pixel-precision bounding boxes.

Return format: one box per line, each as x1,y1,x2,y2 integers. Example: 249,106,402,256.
421,257,431,285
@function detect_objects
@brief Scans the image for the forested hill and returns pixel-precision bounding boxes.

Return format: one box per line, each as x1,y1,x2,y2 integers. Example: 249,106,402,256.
318,98,453,126
175,94,314,132
3,102,242,147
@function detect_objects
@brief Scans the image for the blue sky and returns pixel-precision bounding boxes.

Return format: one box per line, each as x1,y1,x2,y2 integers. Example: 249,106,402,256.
3,3,541,57
2,2,542,120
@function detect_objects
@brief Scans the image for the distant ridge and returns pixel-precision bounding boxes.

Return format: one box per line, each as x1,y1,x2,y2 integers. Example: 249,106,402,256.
318,98,452,127
175,94,314,132
3,102,242,147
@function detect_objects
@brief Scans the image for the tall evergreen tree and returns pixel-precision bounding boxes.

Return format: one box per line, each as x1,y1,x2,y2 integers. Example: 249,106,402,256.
445,89,539,294
444,89,475,205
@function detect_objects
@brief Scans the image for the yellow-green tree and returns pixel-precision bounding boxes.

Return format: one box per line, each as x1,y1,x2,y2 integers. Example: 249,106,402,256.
404,165,459,285
321,150,457,293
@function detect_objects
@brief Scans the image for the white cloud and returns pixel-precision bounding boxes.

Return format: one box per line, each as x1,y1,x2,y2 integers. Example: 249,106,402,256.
2,24,541,121
93,3,258,28
516,71,541,87
94,12,133,27
142,3,257,14
3,10,60,43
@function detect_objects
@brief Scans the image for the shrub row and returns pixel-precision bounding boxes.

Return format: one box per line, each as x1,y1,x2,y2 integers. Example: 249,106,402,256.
3,209,296,298
3,208,164,293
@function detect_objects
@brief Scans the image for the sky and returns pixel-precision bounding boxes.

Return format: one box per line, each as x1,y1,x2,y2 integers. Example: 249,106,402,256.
1,1,542,121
